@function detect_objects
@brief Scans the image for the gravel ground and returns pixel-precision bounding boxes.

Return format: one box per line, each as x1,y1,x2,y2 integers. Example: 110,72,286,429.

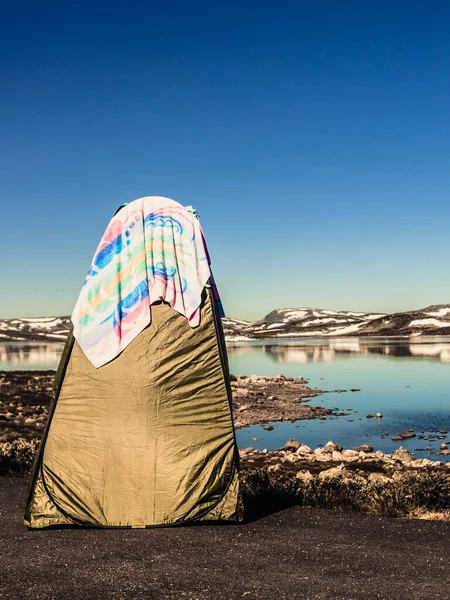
1,478,450,600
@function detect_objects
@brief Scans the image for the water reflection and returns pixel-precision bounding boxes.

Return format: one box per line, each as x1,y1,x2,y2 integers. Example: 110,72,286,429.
0,343,65,370
2,337,450,371
228,337,450,364
228,337,450,459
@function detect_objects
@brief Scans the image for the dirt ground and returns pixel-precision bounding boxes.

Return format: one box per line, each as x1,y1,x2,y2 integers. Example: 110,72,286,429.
1,478,450,600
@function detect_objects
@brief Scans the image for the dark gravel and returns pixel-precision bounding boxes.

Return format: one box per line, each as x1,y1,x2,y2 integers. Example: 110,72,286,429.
1,478,450,599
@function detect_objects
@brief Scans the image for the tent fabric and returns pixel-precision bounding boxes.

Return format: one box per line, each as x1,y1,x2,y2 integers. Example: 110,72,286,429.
25,286,243,528
72,196,220,368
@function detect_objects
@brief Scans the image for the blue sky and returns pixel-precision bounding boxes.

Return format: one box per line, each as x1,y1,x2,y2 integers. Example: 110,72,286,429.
1,0,450,319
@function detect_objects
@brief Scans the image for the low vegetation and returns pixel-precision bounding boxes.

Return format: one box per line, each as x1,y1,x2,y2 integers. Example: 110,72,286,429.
2,438,450,521
0,438,40,477
241,465,450,520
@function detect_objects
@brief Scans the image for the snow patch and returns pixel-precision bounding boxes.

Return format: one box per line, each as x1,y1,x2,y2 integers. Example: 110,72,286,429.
303,318,347,325
283,310,309,320
409,319,450,329
426,308,450,318
326,323,363,336
223,318,252,326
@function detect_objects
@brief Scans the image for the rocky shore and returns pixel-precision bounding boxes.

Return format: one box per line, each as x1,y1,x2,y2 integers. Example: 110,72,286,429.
0,371,346,441
240,440,450,521
0,371,52,442
2,370,450,520
240,438,449,472
231,374,353,428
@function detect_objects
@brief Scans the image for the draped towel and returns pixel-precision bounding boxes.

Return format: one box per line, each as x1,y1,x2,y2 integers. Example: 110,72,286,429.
72,196,223,368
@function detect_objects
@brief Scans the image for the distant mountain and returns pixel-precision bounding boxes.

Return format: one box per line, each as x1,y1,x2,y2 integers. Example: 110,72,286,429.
223,304,450,340
1,304,450,343
0,317,71,342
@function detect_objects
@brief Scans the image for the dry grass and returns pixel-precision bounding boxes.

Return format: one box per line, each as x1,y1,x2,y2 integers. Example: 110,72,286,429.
240,466,450,521
0,438,40,476
3,438,450,521
407,509,450,521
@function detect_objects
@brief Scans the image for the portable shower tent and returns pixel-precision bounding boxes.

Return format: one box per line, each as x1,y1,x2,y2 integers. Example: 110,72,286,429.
25,197,242,528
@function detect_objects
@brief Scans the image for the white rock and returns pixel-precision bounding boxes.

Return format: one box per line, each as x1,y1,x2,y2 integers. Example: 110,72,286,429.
342,449,359,457
392,447,412,462
315,453,332,462
295,444,312,455
319,466,344,480
281,454,297,463
296,470,313,482
342,454,359,462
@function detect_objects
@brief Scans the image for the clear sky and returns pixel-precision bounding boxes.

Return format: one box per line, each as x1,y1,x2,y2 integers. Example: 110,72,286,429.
1,0,450,320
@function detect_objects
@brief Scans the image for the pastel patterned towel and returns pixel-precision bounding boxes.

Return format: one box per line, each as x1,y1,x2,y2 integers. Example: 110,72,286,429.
72,196,222,368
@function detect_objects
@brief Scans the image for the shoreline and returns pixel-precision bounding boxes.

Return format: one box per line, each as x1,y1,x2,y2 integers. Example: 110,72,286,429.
0,371,353,442
1,370,449,455
231,374,340,428
1,370,450,520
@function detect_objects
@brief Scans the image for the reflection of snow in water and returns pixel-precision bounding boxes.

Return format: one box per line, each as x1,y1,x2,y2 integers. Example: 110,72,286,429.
228,337,450,365
263,346,335,364
409,343,450,362
329,339,361,352
2,338,450,369
0,343,65,368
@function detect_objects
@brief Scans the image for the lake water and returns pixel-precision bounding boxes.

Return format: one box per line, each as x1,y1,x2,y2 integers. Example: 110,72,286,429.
1,337,449,460
228,337,450,461
0,342,66,371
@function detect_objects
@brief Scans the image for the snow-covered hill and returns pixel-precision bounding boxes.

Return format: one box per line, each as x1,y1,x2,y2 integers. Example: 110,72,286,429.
223,304,450,340
349,305,450,337
0,317,71,342
222,307,384,340
1,304,450,343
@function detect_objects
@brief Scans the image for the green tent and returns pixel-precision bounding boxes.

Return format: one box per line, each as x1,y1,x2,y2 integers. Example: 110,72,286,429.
25,199,242,528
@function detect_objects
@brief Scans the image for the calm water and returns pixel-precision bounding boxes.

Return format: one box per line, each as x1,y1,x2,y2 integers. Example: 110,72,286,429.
1,337,449,460
0,342,65,371
228,337,450,461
